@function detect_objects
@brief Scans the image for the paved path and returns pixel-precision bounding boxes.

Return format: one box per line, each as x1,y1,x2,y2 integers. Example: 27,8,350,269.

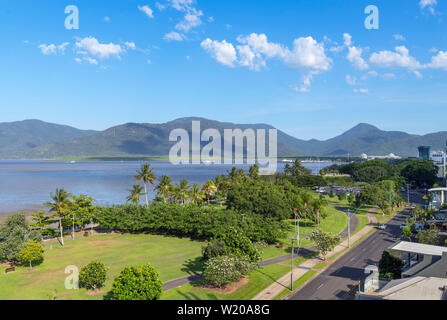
163,206,358,292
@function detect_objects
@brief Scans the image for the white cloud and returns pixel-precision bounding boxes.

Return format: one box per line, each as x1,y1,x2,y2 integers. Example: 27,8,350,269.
169,0,194,11
382,73,396,79
345,75,357,86
393,34,406,41
208,17,214,22
175,11,203,32
353,88,369,94
147,59,152,64
163,31,185,41
38,42,69,55
202,33,332,92
343,33,352,47
419,0,437,14
347,46,369,70
124,42,136,50
155,2,166,10
138,5,154,18
427,51,447,71
369,46,422,71
104,16,110,22
200,38,237,67
75,37,124,59
84,57,98,65
74,57,82,64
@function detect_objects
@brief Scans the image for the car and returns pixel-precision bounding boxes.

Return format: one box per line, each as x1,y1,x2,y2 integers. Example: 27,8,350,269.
378,224,386,230
400,223,407,230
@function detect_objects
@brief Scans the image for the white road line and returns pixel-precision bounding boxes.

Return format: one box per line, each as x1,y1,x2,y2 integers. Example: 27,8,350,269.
317,284,325,290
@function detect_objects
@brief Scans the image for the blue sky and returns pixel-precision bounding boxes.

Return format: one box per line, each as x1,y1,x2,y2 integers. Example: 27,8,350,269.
0,0,446,140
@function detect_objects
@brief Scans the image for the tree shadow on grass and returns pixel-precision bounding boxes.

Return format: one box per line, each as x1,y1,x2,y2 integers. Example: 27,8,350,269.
181,257,204,276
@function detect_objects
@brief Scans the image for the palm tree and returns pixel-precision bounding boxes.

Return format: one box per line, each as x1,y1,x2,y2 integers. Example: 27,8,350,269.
127,185,146,205
155,175,173,203
190,184,204,204
134,163,157,208
175,179,190,205
45,188,72,246
202,180,217,204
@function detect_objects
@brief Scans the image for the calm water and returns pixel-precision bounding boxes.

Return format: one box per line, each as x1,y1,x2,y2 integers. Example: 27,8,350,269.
0,160,334,214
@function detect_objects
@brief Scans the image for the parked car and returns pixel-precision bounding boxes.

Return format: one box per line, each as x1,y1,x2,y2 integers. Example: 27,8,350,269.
378,224,386,230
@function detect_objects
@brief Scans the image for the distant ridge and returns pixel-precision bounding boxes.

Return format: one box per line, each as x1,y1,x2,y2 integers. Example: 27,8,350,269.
0,119,97,157
1,118,446,159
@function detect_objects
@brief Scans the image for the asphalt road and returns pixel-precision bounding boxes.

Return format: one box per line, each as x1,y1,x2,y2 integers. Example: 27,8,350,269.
289,209,409,300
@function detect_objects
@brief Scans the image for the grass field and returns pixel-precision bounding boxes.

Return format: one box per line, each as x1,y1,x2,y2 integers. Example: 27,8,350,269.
0,234,204,300
261,205,348,260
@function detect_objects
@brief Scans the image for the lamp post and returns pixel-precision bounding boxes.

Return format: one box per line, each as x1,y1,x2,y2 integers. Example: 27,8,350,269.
72,213,75,240
290,238,297,291
294,208,300,252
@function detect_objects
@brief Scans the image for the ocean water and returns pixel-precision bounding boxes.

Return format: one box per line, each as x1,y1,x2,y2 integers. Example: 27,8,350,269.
0,160,334,214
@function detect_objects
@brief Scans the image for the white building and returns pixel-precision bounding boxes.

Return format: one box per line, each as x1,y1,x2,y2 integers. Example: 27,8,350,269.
361,153,401,160
430,150,447,179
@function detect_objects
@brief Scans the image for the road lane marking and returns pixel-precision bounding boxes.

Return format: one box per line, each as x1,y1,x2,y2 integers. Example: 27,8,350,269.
317,284,325,290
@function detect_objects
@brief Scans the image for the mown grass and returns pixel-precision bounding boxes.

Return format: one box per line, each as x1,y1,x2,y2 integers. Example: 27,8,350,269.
0,234,204,300
260,206,348,260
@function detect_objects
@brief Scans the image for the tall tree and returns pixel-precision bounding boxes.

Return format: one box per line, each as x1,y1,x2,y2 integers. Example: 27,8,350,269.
135,163,157,208
175,179,190,205
155,175,173,204
284,159,312,177
45,188,72,246
127,185,146,206
202,180,217,204
189,184,204,205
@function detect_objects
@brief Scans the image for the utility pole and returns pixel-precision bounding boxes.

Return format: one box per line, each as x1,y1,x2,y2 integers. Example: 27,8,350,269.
347,209,351,248
72,214,75,240
407,184,411,205
291,238,296,291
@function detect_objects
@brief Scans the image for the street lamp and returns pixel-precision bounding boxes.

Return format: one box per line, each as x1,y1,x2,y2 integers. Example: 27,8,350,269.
293,208,300,252
72,213,75,240
290,238,297,291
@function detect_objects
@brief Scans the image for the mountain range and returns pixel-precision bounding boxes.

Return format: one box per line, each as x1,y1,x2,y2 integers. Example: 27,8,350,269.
1,118,446,159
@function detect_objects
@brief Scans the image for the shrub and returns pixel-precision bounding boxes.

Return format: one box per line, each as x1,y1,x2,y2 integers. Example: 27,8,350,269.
203,255,255,288
17,240,44,268
95,203,286,245
109,264,163,300
79,260,108,291
216,227,261,263
202,240,227,260
337,192,347,201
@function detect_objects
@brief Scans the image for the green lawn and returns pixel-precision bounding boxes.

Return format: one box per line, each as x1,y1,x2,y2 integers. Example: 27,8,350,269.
0,234,204,300
261,205,348,260
161,264,290,300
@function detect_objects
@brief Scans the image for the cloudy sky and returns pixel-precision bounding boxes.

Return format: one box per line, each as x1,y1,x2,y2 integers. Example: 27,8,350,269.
1,0,446,139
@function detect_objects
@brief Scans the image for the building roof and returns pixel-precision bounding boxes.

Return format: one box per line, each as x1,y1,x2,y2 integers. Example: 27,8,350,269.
429,188,447,192
389,241,447,256
378,277,447,300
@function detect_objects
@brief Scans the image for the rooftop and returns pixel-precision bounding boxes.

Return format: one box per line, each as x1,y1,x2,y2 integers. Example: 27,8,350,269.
378,277,447,300
389,241,447,256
